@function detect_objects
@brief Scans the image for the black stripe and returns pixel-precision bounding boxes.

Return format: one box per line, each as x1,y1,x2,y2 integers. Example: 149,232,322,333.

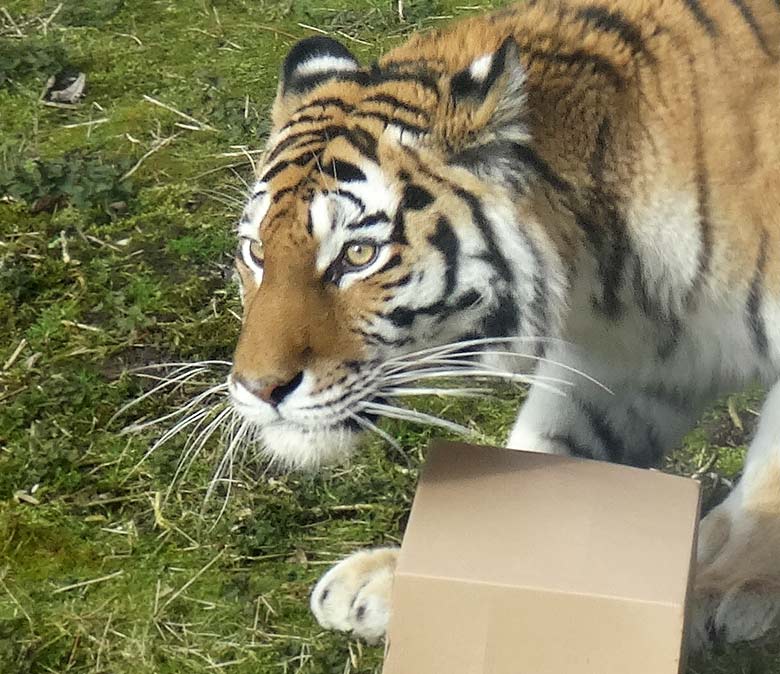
380,273,412,290
272,186,296,202
374,253,403,276
344,126,379,163
656,315,683,360
279,113,331,132
520,45,625,90
524,234,550,351
632,258,686,359
267,135,322,164
585,119,629,320
293,98,355,116
590,225,629,320
579,401,624,463
510,143,572,192
402,183,435,210
288,70,371,94
352,110,428,136
589,117,610,185
482,296,520,337
746,228,770,357
348,212,390,230
728,0,773,56
483,38,516,93
641,384,695,412
390,211,408,245
323,159,366,182
453,188,514,284
360,329,410,347
428,216,460,295
625,406,664,468
681,0,719,37
451,289,481,311
331,189,365,213
362,330,410,347
542,433,595,459
273,124,379,165
261,151,317,183
575,5,652,59
684,52,712,308
384,305,416,328
391,183,435,245
363,93,429,121
368,67,441,97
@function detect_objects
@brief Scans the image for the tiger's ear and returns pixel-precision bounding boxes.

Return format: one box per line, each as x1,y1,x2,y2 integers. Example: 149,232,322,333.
271,36,359,130
445,38,528,148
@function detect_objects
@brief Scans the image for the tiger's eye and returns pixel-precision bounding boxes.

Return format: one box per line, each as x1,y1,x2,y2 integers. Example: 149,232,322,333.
344,243,377,268
248,239,264,265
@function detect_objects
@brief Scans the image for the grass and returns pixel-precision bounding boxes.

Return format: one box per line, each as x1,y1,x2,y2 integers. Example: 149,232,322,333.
0,0,778,672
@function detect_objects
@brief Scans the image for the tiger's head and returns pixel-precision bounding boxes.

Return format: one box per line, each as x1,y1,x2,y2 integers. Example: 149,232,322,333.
229,35,566,469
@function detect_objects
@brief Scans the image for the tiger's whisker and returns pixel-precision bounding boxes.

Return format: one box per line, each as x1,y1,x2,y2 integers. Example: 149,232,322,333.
380,386,492,398
383,350,611,394
121,407,214,484
359,401,476,437
346,411,413,468
205,417,250,523
167,405,234,498
111,367,214,425
382,369,569,397
382,336,569,365
128,360,232,373
119,383,228,434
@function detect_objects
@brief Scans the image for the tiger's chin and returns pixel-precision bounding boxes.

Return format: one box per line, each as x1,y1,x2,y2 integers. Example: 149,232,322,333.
258,422,362,471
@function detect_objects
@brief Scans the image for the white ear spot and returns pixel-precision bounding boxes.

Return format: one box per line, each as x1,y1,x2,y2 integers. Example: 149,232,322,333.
469,53,494,81
294,55,359,79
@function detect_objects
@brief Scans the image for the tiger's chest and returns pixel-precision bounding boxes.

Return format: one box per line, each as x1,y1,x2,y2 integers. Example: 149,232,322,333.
561,194,780,399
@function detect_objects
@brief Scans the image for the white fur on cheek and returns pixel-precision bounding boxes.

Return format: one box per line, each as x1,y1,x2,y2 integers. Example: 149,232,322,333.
240,238,264,284
239,181,270,238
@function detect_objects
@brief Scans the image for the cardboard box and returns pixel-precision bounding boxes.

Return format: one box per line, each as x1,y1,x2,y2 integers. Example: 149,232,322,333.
383,441,701,674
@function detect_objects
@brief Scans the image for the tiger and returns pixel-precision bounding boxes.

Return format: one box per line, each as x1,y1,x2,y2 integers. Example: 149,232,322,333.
227,0,780,650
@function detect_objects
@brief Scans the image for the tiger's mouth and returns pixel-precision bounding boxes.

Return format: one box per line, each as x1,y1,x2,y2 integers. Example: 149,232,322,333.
225,337,537,471
227,372,367,470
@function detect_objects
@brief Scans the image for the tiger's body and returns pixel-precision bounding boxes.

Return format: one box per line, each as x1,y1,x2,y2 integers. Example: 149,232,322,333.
229,0,780,648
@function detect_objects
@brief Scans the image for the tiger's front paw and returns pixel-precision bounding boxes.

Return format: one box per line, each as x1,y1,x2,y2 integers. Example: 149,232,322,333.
311,547,399,643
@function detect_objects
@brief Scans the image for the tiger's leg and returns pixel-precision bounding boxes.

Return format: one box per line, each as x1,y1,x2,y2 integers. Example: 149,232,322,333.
506,343,702,467
693,381,780,644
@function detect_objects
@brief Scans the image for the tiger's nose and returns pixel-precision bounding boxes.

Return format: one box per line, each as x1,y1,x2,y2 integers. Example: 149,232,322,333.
235,371,304,406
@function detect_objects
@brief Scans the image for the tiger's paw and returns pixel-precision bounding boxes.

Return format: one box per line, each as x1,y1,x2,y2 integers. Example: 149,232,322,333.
690,589,780,649
311,547,398,643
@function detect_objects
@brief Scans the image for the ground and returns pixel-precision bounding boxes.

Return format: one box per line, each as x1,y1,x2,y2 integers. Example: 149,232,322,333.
1,1,779,672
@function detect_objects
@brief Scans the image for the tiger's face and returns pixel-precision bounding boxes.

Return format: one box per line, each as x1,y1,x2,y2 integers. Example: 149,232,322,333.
229,36,555,469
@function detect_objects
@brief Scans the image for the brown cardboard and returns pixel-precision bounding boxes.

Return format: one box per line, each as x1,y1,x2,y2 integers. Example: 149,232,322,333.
383,441,701,674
